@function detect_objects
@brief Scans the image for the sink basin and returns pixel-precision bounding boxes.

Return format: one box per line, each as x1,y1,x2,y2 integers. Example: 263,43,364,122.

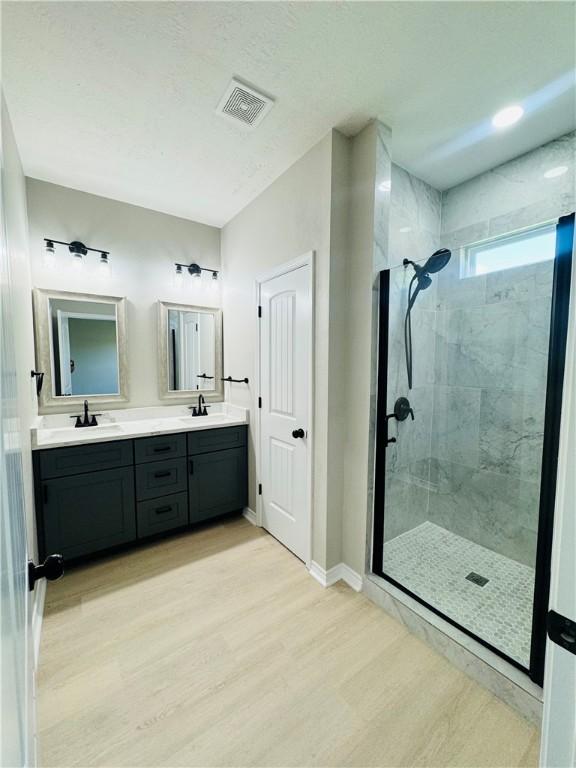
36,423,126,445
176,413,228,425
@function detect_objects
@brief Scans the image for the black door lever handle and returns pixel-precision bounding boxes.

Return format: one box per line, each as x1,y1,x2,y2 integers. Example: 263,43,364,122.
28,554,64,591
292,428,305,439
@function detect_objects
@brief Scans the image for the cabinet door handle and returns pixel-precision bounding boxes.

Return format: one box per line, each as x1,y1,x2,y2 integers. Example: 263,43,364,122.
153,446,171,453
153,470,171,479
155,505,173,515
189,460,194,475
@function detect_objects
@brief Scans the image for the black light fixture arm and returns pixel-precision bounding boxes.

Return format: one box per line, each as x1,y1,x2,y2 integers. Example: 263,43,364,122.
44,238,109,257
174,262,220,278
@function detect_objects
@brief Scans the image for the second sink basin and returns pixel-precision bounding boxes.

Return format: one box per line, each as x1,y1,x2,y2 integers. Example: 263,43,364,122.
36,423,126,445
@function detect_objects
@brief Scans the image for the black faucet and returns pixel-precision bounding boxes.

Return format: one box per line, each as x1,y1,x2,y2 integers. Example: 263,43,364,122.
189,394,210,417
72,400,100,428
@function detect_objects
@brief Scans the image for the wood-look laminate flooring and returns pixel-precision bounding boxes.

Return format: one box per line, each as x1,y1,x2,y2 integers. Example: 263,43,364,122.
38,517,539,768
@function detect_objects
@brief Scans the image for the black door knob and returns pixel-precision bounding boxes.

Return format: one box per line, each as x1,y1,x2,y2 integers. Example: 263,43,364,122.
292,428,305,439
28,554,64,591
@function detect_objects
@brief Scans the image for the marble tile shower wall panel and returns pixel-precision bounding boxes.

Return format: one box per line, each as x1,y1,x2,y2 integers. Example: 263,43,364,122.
441,131,575,237
426,128,567,566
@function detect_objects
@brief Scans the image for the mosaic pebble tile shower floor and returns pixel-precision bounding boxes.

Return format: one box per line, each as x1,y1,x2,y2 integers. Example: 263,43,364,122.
383,521,535,667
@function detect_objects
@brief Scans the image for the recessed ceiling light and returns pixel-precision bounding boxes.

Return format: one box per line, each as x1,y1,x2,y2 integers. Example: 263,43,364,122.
492,105,524,129
399,226,412,233
378,180,391,192
544,165,568,179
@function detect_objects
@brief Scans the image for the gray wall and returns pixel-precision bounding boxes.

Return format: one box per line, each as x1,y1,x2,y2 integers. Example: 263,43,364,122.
221,130,350,570
26,179,221,410
382,131,575,567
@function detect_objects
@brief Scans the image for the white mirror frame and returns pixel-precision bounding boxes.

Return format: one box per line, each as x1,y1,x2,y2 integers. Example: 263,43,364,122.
32,288,128,413
157,301,224,403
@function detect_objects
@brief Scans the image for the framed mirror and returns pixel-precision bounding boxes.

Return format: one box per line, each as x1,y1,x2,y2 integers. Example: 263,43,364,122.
158,301,223,402
32,288,128,411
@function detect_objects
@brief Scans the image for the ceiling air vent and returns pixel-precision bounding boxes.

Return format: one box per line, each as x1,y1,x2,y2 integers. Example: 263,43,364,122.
216,78,274,129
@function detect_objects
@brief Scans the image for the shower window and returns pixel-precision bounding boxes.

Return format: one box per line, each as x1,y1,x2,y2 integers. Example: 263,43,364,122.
372,213,574,685
463,221,556,277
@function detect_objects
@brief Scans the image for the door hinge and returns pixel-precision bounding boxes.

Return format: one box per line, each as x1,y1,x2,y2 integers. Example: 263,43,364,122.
258,396,262,408
258,483,262,496
258,305,262,318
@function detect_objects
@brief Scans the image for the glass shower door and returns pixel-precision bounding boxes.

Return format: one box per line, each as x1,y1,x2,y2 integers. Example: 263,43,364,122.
372,215,573,679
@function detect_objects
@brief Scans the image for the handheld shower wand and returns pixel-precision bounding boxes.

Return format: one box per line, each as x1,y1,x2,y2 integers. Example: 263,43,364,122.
403,248,451,389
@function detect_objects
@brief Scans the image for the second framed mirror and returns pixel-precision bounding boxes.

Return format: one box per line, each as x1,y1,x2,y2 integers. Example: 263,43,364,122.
158,301,223,402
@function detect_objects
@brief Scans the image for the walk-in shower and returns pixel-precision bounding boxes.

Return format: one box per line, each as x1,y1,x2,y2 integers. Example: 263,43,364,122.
372,211,574,684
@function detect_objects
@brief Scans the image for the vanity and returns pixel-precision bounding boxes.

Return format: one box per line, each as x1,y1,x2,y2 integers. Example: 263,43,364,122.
33,411,248,562
31,287,248,564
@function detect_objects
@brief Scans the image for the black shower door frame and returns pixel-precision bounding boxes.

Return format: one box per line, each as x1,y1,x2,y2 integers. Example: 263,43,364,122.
371,212,575,686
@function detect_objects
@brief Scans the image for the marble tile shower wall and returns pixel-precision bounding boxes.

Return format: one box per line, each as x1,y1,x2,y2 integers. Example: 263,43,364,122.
427,259,553,566
428,131,575,567
383,132,575,562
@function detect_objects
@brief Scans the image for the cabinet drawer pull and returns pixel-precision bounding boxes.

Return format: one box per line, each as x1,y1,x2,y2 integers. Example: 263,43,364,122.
189,460,194,475
153,446,171,453
155,505,173,515
153,470,172,479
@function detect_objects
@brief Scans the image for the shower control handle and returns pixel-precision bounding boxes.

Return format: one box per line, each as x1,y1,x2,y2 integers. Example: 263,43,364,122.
391,396,414,422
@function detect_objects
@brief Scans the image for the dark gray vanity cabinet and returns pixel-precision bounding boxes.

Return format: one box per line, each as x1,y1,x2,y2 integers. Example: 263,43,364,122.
40,467,136,561
189,448,247,523
34,425,248,562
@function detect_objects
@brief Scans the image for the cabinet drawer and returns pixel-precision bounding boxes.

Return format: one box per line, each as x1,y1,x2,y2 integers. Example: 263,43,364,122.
189,446,247,523
187,425,247,456
40,467,136,560
137,492,188,539
134,433,186,464
135,457,188,501
39,440,134,479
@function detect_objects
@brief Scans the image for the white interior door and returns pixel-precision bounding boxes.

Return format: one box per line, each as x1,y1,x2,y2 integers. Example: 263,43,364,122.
541,217,576,768
259,259,312,562
0,151,35,766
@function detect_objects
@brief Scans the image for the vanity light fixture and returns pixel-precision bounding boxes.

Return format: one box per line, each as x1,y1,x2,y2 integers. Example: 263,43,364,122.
44,238,111,266
174,262,220,281
99,252,111,276
44,240,56,268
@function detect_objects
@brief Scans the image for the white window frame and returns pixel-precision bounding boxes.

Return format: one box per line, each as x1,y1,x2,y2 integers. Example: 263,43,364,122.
461,220,556,278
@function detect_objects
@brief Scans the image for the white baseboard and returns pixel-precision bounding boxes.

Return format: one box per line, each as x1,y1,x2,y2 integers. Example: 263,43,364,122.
32,579,46,670
242,507,258,526
309,561,363,592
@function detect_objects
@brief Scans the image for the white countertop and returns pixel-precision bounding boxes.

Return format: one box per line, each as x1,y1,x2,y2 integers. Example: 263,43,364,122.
31,403,249,450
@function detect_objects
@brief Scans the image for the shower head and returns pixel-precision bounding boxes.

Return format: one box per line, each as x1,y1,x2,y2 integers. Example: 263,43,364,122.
422,248,451,274
403,248,451,283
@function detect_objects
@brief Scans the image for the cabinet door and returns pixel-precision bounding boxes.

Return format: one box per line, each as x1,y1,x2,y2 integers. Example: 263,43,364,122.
189,447,247,523
40,467,136,560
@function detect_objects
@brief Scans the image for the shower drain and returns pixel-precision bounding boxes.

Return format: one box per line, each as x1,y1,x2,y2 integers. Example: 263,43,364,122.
466,572,489,587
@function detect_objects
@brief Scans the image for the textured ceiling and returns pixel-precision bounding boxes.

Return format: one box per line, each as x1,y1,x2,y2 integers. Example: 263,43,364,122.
2,1,575,226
